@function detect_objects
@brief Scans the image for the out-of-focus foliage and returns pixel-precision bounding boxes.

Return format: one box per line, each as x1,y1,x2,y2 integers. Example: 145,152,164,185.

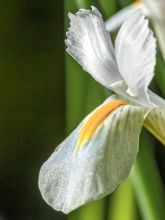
0,0,65,219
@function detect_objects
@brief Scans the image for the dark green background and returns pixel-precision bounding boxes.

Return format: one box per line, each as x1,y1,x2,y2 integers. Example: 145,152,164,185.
0,0,165,219
0,0,66,219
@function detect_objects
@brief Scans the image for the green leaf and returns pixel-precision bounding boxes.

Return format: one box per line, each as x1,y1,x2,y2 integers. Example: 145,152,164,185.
108,177,137,220
99,0,118,17
118,0,132,7
76,199,106,220
74,0,95,8
154,22,165,62
131,130,165,220
155,52,165,98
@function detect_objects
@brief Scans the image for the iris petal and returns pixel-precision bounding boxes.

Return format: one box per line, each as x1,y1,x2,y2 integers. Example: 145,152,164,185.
115,10,156,102
38,96,148,214
65,6,122,88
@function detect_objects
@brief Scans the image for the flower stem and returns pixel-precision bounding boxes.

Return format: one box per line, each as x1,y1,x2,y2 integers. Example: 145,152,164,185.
154,22,165,62
108,177,137,220
131,130,165,220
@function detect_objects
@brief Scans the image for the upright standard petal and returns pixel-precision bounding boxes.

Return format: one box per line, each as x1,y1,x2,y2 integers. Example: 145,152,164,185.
115,10,156,102
65,6,123,89
39,97,148,214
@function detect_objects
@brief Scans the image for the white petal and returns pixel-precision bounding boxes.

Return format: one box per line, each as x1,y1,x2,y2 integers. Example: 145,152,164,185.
105,2,145,32
38,97,148,214
144,107,165,145
65,6,122,88
111,81,154,107
111,81,152,107
108,82,165,109
143,0,165,21
143,1,165,60
115,10,156,102
148,90,165,108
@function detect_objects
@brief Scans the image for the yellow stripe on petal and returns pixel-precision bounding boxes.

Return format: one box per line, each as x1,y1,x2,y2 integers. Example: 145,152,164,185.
133,0,142,7
77,100,127,151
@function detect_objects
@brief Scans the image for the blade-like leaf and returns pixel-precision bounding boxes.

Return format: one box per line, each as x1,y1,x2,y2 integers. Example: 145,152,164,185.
108,177,137,220
131,130,165,220
154,23,165,62
99,0,118,17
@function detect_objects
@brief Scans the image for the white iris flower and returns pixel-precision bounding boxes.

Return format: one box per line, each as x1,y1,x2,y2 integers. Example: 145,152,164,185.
38,7,165,214
105,0,165,60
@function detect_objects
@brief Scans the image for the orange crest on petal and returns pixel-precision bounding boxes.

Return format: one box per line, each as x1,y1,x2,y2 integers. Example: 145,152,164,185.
77,100,127,151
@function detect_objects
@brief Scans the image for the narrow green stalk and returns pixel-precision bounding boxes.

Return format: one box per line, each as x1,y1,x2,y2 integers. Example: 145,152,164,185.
66,56,89,132
68,201,105,220
131,131,165,220
155,52,165,98
118,0,132,7
108,177,137,220
154,22,165,62
78,199,105,220
98,0,118,17
75,0,94,8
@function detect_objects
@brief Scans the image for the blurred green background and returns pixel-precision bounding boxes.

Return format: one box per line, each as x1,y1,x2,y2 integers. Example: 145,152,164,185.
0,0,65,219
0,0,165,219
